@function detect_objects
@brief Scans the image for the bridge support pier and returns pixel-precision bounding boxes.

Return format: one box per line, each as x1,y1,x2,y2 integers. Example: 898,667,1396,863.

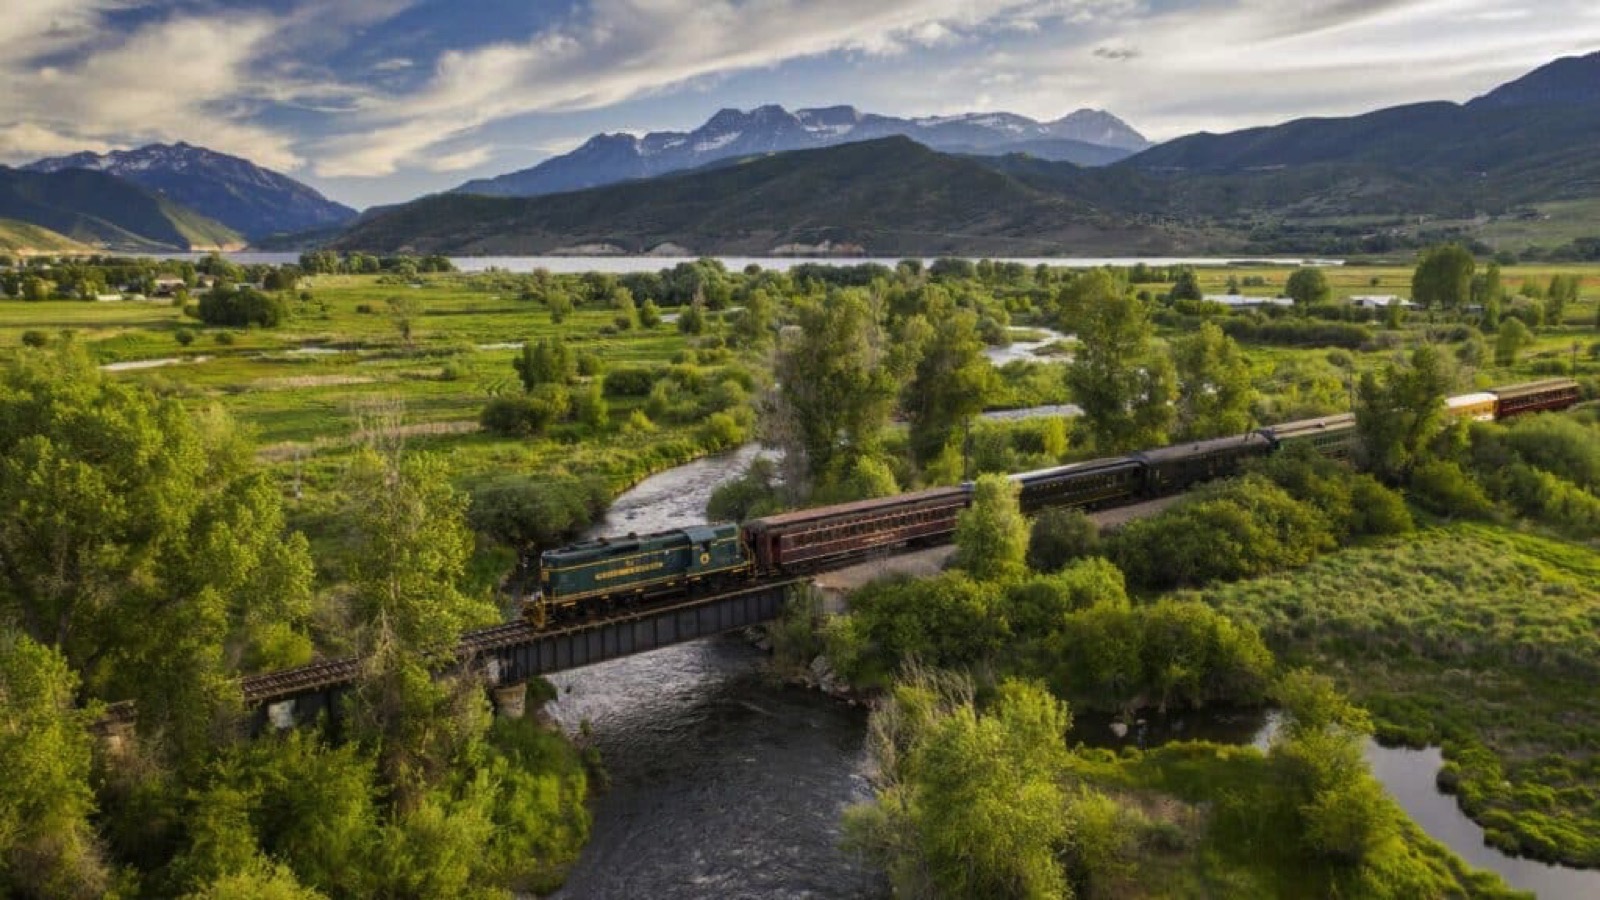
492,682,527,719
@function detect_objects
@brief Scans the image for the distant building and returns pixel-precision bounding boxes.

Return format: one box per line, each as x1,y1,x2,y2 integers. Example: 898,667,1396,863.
1202,294,1295,308
151,277,187,296
1349,295,1417,309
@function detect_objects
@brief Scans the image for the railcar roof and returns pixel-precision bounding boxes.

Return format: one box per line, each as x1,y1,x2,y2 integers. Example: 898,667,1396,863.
1009,456,1142,483
1262,413,1356,437
544,522,737,560
747,485,969,529
1447,392,1497,408
1134,432,1270,463
1489,378,1580,399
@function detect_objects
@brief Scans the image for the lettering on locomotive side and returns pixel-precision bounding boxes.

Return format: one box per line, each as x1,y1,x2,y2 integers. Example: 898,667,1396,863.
593,560,669,581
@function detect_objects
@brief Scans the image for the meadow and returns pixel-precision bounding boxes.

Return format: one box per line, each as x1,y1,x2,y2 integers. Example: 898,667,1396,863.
1199,523,1600,867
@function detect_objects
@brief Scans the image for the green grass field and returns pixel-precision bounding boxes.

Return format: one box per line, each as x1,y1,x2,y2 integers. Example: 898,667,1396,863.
1198,523,1600,867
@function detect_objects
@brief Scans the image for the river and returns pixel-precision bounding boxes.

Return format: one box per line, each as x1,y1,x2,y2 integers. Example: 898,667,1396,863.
538,448,1598,900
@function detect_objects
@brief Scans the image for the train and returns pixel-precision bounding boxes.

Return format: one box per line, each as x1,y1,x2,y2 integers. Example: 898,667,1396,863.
528,378,1581,626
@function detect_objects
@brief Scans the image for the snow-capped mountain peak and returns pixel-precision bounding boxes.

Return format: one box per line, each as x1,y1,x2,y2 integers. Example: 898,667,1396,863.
453,103,1151,198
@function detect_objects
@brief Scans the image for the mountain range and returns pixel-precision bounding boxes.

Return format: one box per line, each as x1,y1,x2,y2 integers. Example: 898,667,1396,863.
453,105,1150,197
5,49,1600,257
0,166,243,251
337,50,1600,257
334,136,1206,257
24,143,356,240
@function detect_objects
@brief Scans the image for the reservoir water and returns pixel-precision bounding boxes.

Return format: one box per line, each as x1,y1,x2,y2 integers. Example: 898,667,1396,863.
144,252,1339,274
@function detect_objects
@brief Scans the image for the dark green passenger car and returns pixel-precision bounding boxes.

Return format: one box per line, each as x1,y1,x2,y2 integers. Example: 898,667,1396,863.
537,523,751,617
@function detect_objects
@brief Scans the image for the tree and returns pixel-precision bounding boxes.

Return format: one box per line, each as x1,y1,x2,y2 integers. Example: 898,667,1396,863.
341,449,498,659
0,348,315,764
638,298,662,329
0,632,108,898
1169,267,1203,302
1026,507,1100,573
954,475,1028,582
1410,245,1475,310
545,290,573,325
1064,270,1174,452
1285,267,1331,306
1354,345,1452,481
1172,321,1255,440
1471,261,1503,313
770,290,900,489
1494,317,1532,367
731,288,776,348
198,285,289,328
677,300,707,335
386,295,423,344
1545,273,1580,324
904,301,995,467
513,337,574,391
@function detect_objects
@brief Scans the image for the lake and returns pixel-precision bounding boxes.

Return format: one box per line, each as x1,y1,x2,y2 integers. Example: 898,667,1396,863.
140,252,1342,274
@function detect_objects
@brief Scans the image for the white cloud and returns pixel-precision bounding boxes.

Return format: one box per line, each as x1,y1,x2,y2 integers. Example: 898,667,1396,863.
0,10,302,169
425,145,494,172
312,0,1131,176
373,57,414,71
0,123,118,158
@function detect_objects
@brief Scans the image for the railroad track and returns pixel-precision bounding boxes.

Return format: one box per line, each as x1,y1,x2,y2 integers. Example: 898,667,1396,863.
238,576,808,706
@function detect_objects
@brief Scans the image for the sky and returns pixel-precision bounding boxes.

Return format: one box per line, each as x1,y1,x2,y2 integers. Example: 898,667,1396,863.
2,0,1598,209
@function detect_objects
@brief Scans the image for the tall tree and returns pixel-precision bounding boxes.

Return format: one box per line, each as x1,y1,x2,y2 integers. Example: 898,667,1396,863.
770,290,900,490
0,631,108,898
342,449,497,659
904,300,996,467
1494,317,1532,366
1284,267,1332,306
513,337,574,391
954,475,1029,583
0,348,315,763
1169,267,1203,302
1411,245,1476,310
1172,321,1256,440
1354,345,1452,481
1064,270,1175,452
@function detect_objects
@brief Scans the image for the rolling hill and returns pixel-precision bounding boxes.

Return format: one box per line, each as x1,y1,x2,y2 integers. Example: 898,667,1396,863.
0,166,244,251
0,219,91,255
25,143,357,240
337,137,1210,257
1122,51,1600,208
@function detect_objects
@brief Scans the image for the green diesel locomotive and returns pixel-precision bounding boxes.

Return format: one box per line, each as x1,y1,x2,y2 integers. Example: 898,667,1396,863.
536,523,750,624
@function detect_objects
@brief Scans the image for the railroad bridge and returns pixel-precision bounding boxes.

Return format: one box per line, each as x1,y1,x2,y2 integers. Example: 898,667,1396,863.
243,579,803,733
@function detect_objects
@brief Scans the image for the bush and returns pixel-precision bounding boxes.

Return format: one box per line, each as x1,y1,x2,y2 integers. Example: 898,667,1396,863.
198,286,287,328
1407,460,1496,519
479,385,570,437
706,458,783,522
1026,507,1100,572
1111,476,1337,590
214,331,236,346
20,329,48,348
468,474,609,551
174,328,197,347
698,411,745,451
602,366,664,398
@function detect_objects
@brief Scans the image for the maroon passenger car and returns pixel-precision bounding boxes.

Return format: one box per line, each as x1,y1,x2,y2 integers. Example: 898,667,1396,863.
743,486,971,573
1489,379,1582,419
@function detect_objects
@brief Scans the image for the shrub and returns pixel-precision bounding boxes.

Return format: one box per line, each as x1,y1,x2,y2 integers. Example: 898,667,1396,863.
1026,507,1100,573
1111,476,1336,590
602,366,663,397
20,329,48,348
468,474,609,551
479,385,570,437
1407,460,1496,519
706,458,783,522
355,303,375,314
214,331,236,346
174,328,196,347
197,286,287,328
698,411,745,451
